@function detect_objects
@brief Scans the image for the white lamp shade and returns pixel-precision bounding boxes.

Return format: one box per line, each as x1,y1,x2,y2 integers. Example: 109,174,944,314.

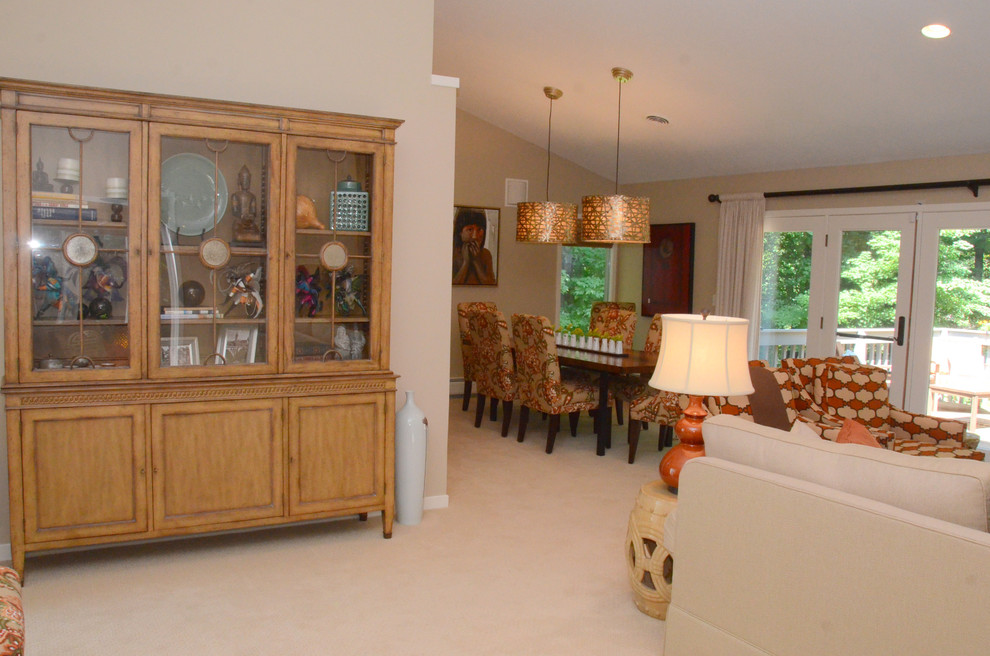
649,314,755,397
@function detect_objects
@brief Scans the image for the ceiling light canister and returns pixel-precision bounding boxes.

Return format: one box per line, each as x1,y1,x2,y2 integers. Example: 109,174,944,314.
581,68,650,244
516,87,578,244
922,24,951,39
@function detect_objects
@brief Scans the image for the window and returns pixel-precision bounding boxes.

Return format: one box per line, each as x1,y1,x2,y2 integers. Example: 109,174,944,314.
558,245,614,329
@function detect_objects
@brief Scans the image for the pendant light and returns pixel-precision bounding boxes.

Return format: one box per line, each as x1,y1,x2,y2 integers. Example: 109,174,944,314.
581,68,650,243
516,87,578,243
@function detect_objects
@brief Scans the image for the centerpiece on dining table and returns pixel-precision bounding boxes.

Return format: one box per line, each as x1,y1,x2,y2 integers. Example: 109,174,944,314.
554,325,625,355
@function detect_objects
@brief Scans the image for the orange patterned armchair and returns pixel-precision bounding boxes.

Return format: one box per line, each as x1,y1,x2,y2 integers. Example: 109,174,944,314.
777,357,983,460
0,567,23,656
467,309,517,437
511,313,600,454
456,301,497,412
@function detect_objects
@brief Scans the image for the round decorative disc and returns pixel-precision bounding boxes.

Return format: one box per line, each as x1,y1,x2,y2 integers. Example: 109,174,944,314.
62,233,98,267
320,241,349,271
199,237,231,269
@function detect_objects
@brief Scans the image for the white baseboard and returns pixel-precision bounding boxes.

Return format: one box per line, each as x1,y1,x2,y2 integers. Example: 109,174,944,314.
450,378,465,397
424,494,449,510
0,544,9,563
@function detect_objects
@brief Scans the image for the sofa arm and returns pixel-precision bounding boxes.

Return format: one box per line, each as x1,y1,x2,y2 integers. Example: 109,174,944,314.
0,567,23,656
887,405,968,444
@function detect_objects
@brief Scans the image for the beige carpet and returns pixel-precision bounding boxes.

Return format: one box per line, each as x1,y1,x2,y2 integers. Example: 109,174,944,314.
23,398,667,655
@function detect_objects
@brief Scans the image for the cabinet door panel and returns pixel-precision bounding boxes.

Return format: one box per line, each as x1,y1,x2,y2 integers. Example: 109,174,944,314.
152,399,282,529
22,406,148,543
288,393,384,515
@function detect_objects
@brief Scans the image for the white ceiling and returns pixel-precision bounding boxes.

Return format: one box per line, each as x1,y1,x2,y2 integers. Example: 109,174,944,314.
433,1,990,184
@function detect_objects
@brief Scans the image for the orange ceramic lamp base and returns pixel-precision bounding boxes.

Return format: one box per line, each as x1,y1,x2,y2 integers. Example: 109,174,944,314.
659,394,708,491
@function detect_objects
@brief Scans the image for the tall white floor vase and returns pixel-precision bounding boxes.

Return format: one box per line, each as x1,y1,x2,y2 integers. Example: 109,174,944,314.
395,390,428,525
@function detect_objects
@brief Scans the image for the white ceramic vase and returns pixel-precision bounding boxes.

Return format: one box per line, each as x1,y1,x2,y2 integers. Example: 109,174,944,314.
395,390,428,525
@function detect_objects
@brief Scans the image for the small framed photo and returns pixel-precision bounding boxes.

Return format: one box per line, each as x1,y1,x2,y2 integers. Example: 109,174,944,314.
160,336,200,367
217,326,259,365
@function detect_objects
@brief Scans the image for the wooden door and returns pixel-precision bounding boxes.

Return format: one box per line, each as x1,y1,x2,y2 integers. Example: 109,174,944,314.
21,405,148,544
151,399,283,530
287,393,385,516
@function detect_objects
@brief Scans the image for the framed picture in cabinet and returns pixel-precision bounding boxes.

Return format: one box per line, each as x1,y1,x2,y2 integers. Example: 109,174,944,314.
160,336,200,367
217,326,258,365
452,206,499,286
642,223,695,316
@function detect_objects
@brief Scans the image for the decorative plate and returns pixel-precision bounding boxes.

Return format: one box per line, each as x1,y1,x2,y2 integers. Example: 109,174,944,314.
160,153,228,235
320,241,349,271
62,233,98,267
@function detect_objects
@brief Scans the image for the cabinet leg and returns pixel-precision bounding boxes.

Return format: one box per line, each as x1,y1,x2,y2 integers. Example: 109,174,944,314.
382,509,394,539
11,544,24,582
359,512,368,521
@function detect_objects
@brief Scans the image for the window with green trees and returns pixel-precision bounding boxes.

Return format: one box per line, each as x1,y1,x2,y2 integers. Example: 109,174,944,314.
559,246,611,328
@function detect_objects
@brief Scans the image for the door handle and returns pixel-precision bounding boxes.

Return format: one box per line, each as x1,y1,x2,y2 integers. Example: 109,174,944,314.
835,316,905,346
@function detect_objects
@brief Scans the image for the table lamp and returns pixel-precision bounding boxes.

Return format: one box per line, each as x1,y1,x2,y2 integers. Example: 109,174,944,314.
649,313,753,490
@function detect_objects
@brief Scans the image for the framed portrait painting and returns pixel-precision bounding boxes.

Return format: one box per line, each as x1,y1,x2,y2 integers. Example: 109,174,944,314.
452,205,499,285
642,222,695,316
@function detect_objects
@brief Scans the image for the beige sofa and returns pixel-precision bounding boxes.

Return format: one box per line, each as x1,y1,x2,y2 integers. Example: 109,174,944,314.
662,415,990,656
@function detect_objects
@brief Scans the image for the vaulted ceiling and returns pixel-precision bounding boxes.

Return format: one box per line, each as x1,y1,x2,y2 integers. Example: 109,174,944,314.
433,1,990,184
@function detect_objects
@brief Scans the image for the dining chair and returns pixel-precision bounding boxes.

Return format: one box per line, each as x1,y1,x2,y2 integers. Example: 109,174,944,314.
588,307,638,425
589,301,636,328
467,308,517,436
456,301,497,412
511,313,600,454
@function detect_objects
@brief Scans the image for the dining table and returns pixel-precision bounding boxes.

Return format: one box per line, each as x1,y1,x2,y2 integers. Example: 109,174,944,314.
556,347,659,456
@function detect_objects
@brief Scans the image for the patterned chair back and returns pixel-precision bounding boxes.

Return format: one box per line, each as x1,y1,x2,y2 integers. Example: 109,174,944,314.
456,301,497,381
467,309,516,402
511,313,564,414
643,314,664,353
589,308,637,349
590,301,635,327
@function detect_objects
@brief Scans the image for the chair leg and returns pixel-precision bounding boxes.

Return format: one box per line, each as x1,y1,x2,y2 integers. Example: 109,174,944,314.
569,411,580,436
490,397,498,422
462,380,473,411
474,393,486,428
616,399,624,425
517,406,530,442
546,414,561,454
660,424,673,449
500,400,513,437
628,419,642,464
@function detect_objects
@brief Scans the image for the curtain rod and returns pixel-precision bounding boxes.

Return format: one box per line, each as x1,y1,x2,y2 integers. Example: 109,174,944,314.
707,178,990,203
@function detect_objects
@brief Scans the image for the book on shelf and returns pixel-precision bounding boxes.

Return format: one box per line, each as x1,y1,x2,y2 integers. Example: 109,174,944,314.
32,200,89,209
31,206,97,221
31,191,84,202
161,307,217,319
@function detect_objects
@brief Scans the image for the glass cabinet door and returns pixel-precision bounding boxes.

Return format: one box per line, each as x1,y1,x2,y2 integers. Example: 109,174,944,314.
17,113,143,380
149,126,280,377
286,137,384,371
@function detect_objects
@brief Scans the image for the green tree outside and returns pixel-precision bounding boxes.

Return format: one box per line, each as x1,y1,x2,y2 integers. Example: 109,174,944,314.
559,246,609,328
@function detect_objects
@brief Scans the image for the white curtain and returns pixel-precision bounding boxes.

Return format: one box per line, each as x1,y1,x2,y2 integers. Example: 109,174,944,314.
714,192,765,357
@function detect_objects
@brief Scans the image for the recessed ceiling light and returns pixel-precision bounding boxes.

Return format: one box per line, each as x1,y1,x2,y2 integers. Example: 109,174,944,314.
646,115,669,125
922,24,951,39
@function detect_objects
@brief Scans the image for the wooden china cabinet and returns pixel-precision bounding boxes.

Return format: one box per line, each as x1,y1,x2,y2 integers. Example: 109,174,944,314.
0,78,400,578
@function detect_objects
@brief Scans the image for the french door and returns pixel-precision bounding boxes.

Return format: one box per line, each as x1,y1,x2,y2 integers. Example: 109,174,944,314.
763,203,990,414
762,209,916,405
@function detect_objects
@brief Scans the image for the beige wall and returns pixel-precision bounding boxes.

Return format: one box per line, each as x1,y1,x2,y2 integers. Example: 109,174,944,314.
450,110,613,379
619,153,990,342
0,0,457,550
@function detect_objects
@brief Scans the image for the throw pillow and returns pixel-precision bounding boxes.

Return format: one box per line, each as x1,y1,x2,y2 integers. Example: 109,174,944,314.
836,417,882,448
749,365,793,430
789,419,821,442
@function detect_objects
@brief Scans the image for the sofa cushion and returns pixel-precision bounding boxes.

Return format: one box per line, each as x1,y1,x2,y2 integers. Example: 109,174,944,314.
703,414,990,531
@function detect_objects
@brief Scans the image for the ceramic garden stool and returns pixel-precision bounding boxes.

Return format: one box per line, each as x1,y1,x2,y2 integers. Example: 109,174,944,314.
625,480,677,620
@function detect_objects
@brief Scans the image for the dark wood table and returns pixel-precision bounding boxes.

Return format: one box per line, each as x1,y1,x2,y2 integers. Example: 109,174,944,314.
557,347,658,456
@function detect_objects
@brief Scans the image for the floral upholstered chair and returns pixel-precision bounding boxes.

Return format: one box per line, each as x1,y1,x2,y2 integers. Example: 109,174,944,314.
0,567,23,656
456,301,497,412
467,309,517,437
589,307,637,350
511,313,600,454
777,357,983,460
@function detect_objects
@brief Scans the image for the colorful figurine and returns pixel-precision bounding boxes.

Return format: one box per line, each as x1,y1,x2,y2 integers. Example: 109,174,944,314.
295,265,323,317
334,265,366,316
32,254,75,319
218,264,264,318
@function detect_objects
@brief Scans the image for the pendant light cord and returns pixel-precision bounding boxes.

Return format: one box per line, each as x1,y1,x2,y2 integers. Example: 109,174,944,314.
614,77,622,195
545,95,554,201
